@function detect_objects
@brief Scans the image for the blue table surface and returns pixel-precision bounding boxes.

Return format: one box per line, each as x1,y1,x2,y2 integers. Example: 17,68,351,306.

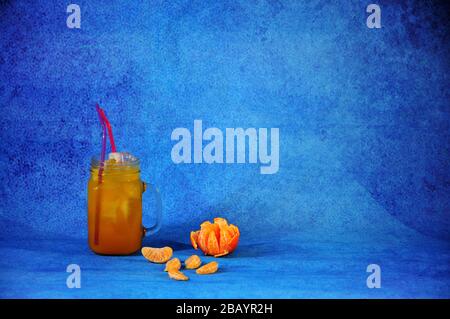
0,0,449,299
1,232,449,299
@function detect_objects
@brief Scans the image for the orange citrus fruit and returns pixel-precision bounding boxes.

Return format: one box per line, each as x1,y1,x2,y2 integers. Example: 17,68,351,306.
196,261,219,274
141,246,173,263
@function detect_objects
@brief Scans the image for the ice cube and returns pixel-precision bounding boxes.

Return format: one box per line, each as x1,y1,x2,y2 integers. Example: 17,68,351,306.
122,182,141,200
109,152,123,162
108,152,137,163
122,152,137,163
116,197,133,228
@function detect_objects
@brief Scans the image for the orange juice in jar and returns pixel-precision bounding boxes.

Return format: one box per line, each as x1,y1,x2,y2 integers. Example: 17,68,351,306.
87,153,162,255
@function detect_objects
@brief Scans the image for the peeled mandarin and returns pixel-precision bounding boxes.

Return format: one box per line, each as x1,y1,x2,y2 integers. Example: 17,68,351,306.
190,218,240,257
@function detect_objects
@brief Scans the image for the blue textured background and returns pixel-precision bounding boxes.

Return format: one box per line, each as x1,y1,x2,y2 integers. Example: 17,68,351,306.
0,0,449,298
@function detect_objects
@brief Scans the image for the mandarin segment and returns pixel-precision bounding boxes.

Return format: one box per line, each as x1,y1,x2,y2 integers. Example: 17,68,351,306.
196,261,219,275
219,225,232,252
190,231,199,250
229,224,240,236
168,270,189,281
185,255,202,269
227,234,239,252
213,217,228,226
200,221,212,229
197,227,210,253
141,246,173,263
207,231,220,256
210,223,220,241
164,258,181,272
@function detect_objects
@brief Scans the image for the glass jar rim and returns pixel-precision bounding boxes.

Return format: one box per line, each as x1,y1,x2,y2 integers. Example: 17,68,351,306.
90,155,140,170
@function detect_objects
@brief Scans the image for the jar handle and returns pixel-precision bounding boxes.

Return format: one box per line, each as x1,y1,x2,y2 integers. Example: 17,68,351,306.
142,182,162,236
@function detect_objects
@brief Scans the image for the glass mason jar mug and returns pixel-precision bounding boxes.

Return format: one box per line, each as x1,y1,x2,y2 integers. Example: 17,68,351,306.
87,156,162,255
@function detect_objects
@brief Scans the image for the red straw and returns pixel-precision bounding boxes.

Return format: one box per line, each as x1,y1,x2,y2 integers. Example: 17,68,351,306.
98,107,117,153
94,104,107,245
93,103,118,246
95,104,107,180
